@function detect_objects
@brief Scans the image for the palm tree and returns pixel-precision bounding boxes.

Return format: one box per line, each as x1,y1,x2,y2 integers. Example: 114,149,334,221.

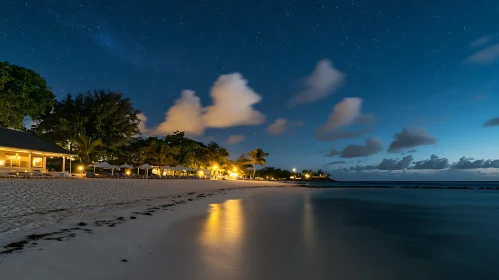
141,139,180,174
247,148,269,179
74,135,103,164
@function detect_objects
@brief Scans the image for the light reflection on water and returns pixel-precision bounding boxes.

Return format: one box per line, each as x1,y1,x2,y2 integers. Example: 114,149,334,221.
302,195,316,254
199,200,245,277
152,189,499,280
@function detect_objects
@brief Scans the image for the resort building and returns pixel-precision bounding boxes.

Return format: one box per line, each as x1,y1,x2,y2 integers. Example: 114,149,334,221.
0,128,74,173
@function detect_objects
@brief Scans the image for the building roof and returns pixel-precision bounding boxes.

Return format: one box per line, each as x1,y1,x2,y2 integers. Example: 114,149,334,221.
0,128,73,155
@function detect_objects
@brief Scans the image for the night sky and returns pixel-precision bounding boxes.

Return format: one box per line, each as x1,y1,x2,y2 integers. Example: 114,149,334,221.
2,0,499,180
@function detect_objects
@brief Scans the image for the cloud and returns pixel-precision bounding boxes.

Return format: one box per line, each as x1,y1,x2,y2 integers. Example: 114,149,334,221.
350,165,378,171
147,73,266,136
154,90,205,136
388,128,437,152
470,36,492,48
266,118,288,135
289,59,345,106
324,148,341,157
315,98,372,141
407,149,417,153
203,73,266,128
451,157,499,169
333,138,383,158
378,155,414,170
137,113,149,135
226,135,246,144
329,166,499,181
411,154,449,170
483,160,499,168
328,161,346,165
465,44,499,64
484,117,499,127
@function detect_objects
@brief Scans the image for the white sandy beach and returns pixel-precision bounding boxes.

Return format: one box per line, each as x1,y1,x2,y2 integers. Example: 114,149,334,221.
0,179,293,279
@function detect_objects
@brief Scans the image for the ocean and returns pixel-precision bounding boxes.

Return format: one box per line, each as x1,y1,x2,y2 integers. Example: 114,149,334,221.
143,187,499,279
290,180,499,189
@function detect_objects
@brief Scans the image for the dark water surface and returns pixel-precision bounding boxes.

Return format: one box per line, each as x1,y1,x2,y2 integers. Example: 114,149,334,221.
146,189,499,280
293,180,499,189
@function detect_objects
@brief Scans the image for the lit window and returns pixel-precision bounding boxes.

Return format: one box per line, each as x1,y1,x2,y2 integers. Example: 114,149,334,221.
32,157,43,168
5,154,18,167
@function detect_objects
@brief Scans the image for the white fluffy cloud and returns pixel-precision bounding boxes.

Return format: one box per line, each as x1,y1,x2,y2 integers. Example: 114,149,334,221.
144,73,266,137
289,59,345,106
315,98,371,141
226,135,246,144
154,90,205,136
266,118,288,135
136,113,149,135
203,73,266,128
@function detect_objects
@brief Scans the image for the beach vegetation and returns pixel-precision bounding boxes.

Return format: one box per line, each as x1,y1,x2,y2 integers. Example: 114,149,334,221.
0,62,55,130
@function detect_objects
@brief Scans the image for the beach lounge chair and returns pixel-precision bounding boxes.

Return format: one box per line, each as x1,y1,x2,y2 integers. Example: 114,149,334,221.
0,171,16,179
31,171,47,179
17,172,32,179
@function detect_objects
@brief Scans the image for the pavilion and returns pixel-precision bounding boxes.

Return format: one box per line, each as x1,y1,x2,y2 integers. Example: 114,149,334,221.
0,128,74,173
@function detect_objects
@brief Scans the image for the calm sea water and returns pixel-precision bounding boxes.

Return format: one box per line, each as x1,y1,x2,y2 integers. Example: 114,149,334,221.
290,180,499,188
143,188,499,280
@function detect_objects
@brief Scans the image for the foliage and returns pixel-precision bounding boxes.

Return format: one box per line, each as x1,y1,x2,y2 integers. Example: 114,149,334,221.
255,167,330,180
35,89,141,159
255,166,292,179
74,136,104,164
0,62,55,129
246,148,269,179
141,138,180,168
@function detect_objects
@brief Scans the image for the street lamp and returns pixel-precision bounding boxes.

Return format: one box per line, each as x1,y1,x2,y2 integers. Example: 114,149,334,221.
78,165,83,174
292,168,296,180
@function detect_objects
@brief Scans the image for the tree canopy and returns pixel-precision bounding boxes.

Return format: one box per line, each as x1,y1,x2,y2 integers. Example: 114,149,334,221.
35,90,141,160
247,148,269,179
0,62,55,129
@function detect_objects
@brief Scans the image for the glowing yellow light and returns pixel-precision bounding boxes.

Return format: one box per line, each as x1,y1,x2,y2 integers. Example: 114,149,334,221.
292,168,296,172
126,170,131,175
305,174,310,178
0,160,4,166
213,165,218,169
78,166,83,171
201,199,244,247
199,171,204,176
290,176,295,179
233,167,237,172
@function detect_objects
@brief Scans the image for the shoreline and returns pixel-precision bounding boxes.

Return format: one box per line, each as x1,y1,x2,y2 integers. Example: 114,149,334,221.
1,180,499,278
0,182,306,279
